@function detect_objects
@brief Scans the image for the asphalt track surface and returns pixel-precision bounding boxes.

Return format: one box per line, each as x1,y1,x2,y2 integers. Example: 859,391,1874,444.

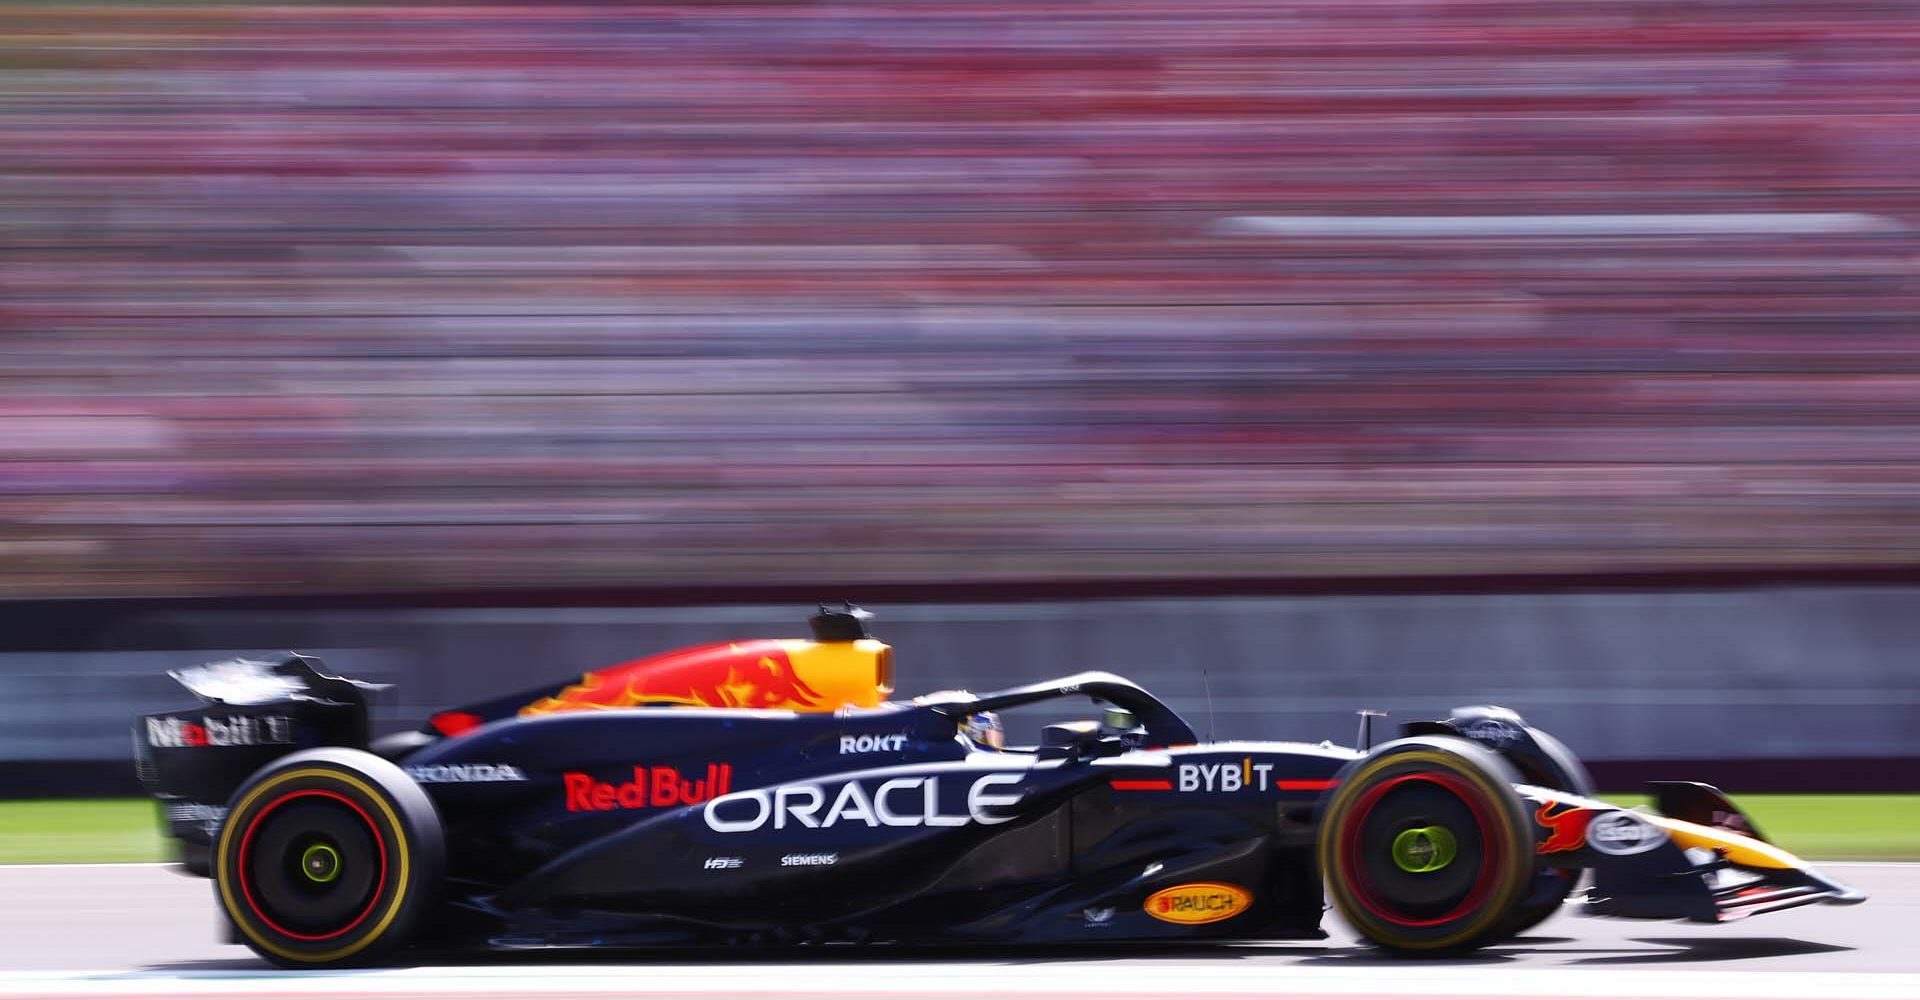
0,863,1915,999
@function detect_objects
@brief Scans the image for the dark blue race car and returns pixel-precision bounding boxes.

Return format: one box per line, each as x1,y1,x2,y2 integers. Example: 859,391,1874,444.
134,605,1863,967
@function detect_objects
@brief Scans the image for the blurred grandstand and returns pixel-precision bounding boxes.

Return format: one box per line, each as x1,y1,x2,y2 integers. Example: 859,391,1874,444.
5,1,1920,599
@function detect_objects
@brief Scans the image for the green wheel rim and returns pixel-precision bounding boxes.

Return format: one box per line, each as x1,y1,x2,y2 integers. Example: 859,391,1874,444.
299,842,342,884
1390,825,1458,873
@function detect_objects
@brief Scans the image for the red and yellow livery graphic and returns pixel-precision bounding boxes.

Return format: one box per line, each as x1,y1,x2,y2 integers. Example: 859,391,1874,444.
1536,801,1594,854
521,639,892,716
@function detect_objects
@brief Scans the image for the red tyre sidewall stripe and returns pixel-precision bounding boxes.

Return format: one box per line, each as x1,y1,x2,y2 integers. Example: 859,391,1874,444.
237,788,389,942
1338,772,1505,929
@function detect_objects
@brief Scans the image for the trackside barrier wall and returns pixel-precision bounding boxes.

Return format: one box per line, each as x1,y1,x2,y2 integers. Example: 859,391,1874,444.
1,589,1916,792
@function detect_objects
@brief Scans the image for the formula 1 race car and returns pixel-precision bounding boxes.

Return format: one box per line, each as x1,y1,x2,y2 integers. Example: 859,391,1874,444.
133,605,1865,967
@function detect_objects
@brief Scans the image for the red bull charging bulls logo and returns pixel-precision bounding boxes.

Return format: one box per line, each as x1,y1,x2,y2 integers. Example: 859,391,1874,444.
1536,801,1593,854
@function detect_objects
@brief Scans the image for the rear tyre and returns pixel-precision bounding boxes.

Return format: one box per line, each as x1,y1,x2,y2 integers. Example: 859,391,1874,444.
1319,737,1534,954
215,748,443,968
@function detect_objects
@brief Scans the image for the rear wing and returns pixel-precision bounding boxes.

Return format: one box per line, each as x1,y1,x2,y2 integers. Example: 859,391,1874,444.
133,654,380,874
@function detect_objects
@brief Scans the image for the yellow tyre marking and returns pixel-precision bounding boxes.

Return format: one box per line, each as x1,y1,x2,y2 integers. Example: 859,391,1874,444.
1319,749,1528,951
216,767,412,965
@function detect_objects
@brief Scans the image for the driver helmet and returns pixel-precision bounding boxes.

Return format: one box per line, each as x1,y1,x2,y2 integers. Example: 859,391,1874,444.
962,710,1004,749
1102,705,1146,747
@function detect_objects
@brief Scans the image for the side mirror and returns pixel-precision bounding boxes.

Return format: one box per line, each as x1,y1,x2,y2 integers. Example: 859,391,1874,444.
1037,720,1101,761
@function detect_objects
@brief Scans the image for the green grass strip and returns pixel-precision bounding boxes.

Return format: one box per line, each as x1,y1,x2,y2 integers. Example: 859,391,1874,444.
1602,792,1920,861
0,799,165,864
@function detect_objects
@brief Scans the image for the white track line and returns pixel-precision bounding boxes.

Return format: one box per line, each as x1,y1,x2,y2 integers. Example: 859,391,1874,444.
7,859,1914,870
1212,212,1905,237
14,860,1909,872
2,965,1918,999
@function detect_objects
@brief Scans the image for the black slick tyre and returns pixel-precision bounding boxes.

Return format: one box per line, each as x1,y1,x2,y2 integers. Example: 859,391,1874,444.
1498,726,1593,938
1318,736,1534,954
214,748,443,968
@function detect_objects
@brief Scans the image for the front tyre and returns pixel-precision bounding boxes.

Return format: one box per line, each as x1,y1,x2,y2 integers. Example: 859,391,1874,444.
1319,737,1533,954
215,748,443,968
1499,727,1592,937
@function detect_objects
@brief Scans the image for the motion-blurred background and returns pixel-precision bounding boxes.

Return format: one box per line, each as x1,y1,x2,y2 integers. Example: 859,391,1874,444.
2,1,1918,837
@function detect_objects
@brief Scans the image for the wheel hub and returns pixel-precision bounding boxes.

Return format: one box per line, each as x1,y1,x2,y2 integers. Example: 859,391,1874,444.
1390,824,1458,873
299,842,342,884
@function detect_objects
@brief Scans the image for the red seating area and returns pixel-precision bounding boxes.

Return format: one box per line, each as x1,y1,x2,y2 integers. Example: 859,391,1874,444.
3,2,1920,597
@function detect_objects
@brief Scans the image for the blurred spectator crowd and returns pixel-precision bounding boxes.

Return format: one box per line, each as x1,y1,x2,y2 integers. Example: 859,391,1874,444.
4,1,1920,598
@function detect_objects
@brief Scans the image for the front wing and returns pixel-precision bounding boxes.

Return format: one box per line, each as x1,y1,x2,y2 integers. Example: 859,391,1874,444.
1520,784,1866,923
